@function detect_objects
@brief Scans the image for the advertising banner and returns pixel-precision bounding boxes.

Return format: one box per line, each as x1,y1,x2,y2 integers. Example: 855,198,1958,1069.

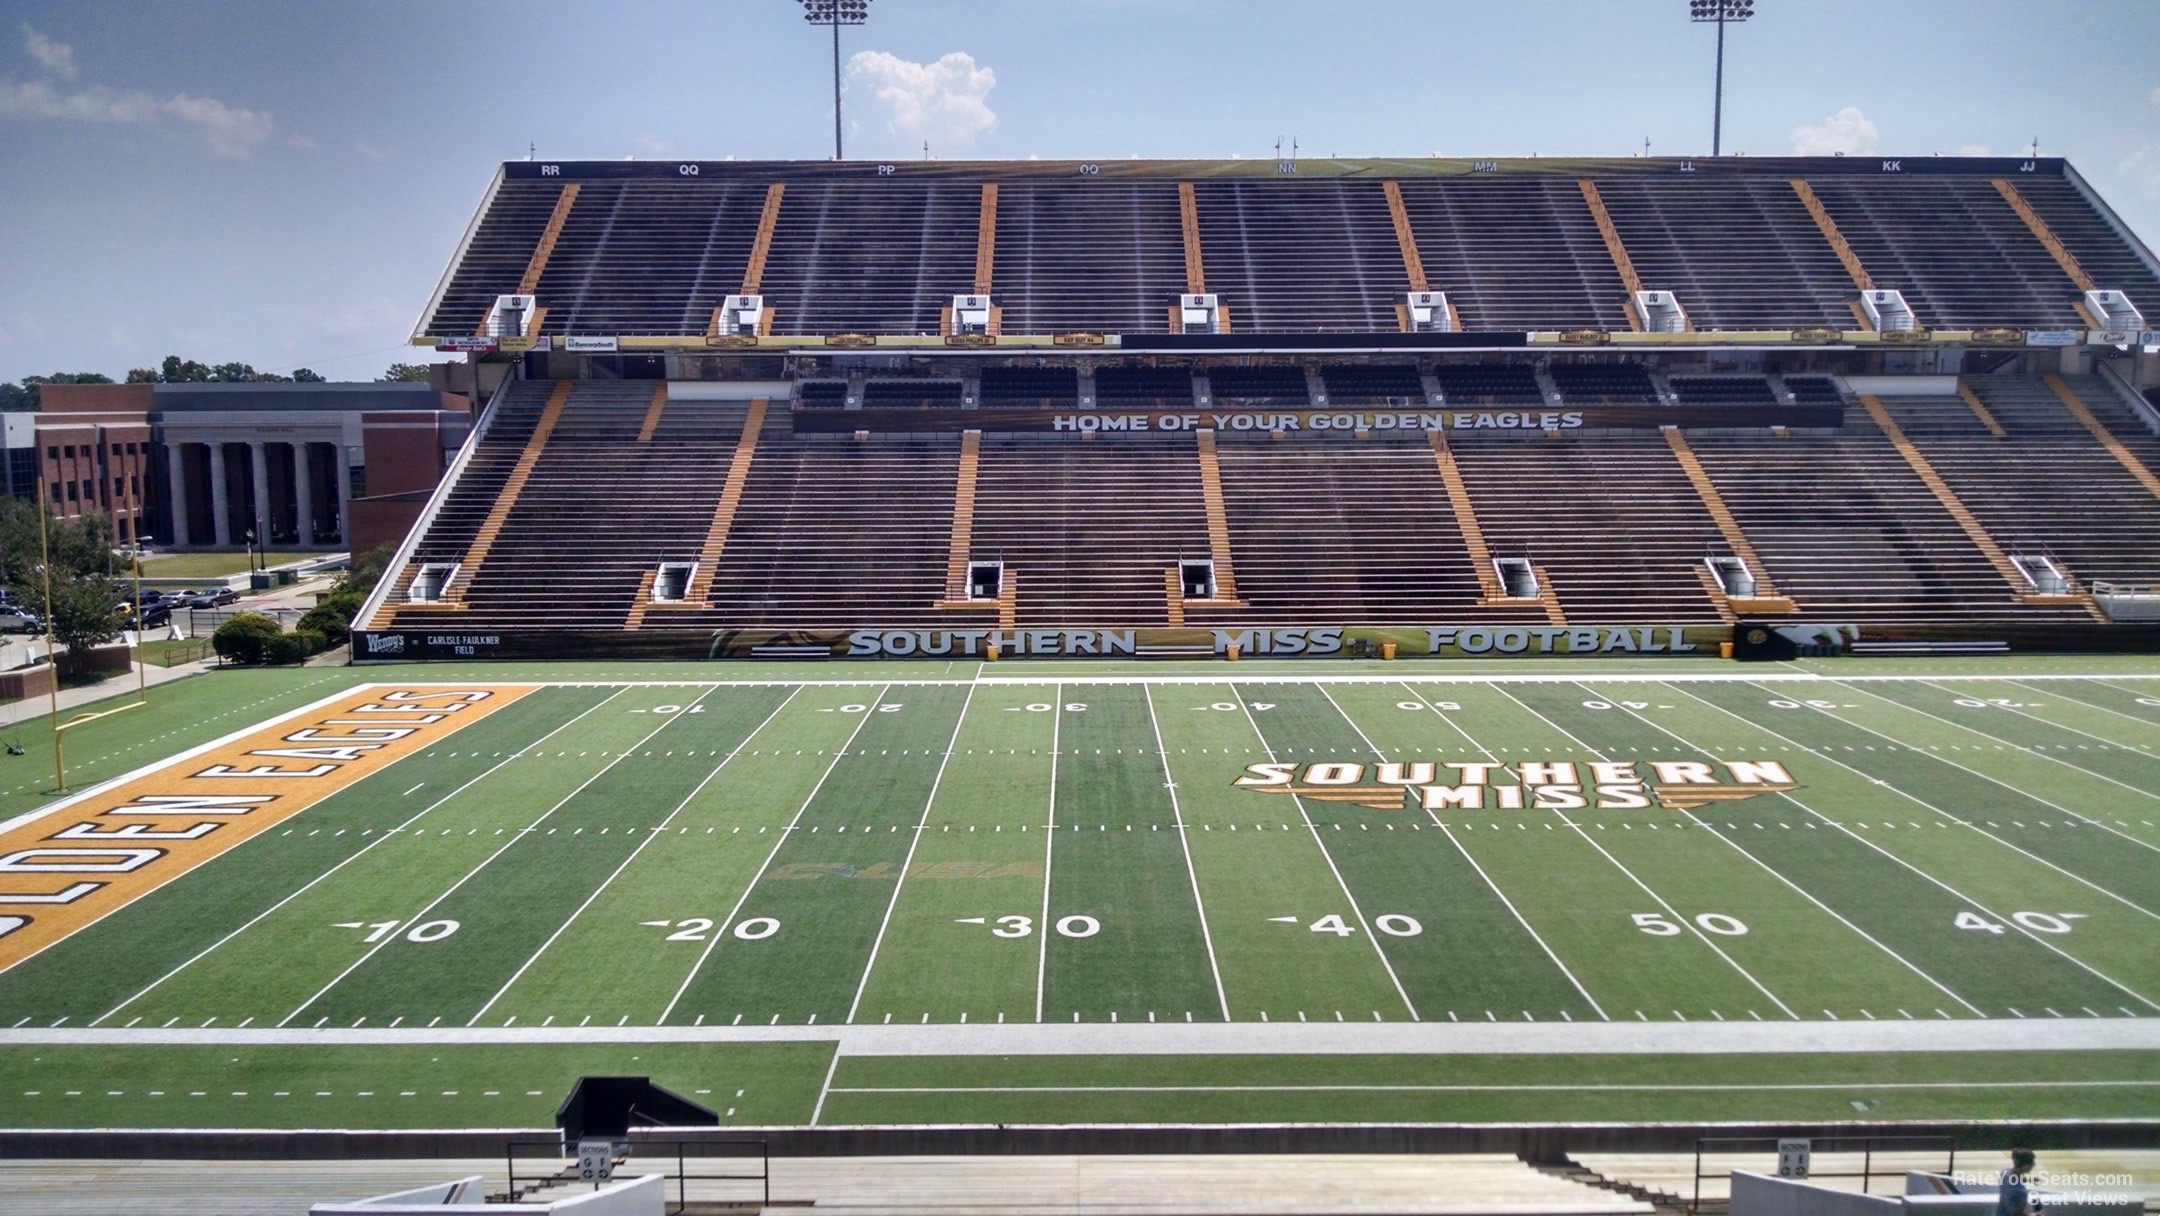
791,403,1845,436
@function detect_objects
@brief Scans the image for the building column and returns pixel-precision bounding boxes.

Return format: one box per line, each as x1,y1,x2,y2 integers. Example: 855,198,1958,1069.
248,441,271,548
292,441,316,545
334,446,352,546
208,443,231,547
165,443,191,547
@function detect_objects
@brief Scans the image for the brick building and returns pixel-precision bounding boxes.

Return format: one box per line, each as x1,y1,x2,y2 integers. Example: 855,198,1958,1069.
22,382,468,554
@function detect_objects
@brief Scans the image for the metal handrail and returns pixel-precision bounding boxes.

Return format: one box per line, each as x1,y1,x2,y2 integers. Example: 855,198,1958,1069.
1692,1134,1955,1213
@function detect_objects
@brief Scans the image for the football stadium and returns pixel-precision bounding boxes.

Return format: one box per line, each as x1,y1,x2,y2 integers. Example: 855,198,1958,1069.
6,7,2160,1214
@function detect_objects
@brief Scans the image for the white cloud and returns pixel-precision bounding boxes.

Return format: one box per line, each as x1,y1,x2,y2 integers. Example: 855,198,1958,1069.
1957,144,1991,157
1789,106,1878,157
352,141,391,161
2121,143,2160,199
845,49,996,153
21,23,75,79
0,76,271,156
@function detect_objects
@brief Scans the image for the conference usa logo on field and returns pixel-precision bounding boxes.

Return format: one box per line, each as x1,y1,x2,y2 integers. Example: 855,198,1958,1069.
1234,758,1799,812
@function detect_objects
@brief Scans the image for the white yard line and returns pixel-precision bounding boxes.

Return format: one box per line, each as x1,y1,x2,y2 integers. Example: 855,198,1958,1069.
85,686,631,1026
1032,686,1061,1024
1743,680,2160,920
1330,683,1608,1022
1892,678,2160,814
1231,687,1419,1022
1141,685,1232,1022
844,683,978,1025
466,686,803,1026
809,1044,845,1126
276,686,720,1028
1480,683,1800,1020
351,672,2160,691
1576,681,1985,1018
2021,679,2160,731
657,685,893,1025
1669,682,2160,1013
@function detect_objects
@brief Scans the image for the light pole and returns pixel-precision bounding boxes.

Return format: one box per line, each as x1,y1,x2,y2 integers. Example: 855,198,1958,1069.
801,0,871,161
1688,0,1754,157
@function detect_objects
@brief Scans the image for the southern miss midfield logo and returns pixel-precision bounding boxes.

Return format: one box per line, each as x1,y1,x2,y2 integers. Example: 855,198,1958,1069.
1233,759,1799,811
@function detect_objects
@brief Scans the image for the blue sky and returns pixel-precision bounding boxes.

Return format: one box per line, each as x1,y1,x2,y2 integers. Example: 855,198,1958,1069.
2,0,2157,382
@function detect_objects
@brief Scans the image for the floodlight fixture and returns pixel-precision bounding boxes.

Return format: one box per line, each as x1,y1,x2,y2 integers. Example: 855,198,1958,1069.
1688,0,1754,157
803,0,873,161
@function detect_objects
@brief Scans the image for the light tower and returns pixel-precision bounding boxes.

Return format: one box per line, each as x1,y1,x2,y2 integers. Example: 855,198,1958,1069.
1688,0,1754,157
802,0,871,161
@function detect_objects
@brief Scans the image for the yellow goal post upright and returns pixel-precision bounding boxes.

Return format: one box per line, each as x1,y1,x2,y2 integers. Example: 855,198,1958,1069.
35,476,149,793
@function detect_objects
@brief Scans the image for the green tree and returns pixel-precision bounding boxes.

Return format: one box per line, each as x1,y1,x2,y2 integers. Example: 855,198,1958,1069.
292,367,326,382
378,362,436,383
36,572,124,676
2,372,115,411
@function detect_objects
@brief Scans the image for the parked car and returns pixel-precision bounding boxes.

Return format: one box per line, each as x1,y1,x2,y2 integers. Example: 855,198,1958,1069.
116,601,171,629
0,606,41,634
179,587,241,608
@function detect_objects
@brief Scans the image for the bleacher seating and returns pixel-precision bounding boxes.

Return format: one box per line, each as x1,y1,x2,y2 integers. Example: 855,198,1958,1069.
1809,177,2085,328
980,365,1079,405
1191,181,1403,331
991,180,1186,334
424,179,565,336
1318,363,1425,403
1783,375,1844,404
969,436,1209,626
1207,365,1310,404
1449,431,1732,622
1192,437,1544,626
533,179,766,335
1550,363,1658,404
1094,365,1195,406
2013,177,2160,322
862,379,965,408
391,382,739,630
1394,178,1632,331
1434,364,1543,405
758,179,978,335
684,436,971,629
1912,377,2160,585
377,379,552,603
1688,406,2092,624
1592,177,1857,330
796,380,848,408
1670,376,1776,405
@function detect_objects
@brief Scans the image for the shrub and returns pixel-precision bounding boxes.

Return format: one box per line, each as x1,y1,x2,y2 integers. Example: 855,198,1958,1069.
262,630,316,665
211,612,283,664
298,599,354,645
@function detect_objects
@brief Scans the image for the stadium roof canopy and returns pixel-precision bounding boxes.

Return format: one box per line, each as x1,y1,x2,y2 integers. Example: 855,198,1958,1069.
414,156,2160,352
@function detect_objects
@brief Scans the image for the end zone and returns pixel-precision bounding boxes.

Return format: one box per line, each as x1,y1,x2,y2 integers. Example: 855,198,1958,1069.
0,685,534,973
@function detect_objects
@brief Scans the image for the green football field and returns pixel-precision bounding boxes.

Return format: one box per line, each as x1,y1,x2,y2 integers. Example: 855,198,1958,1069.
2,657,2159,1130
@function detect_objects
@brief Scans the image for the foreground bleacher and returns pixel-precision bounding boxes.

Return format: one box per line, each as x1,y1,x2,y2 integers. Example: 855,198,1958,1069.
4,1153,1656,1216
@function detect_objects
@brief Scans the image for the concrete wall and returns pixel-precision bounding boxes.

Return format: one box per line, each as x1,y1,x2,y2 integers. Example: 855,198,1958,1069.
0,662,55,703
310,1172,660,1215
1732,1171,1899,1216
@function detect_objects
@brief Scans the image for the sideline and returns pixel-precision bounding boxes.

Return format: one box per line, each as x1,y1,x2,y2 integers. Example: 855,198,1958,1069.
4,1017,2156,1055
